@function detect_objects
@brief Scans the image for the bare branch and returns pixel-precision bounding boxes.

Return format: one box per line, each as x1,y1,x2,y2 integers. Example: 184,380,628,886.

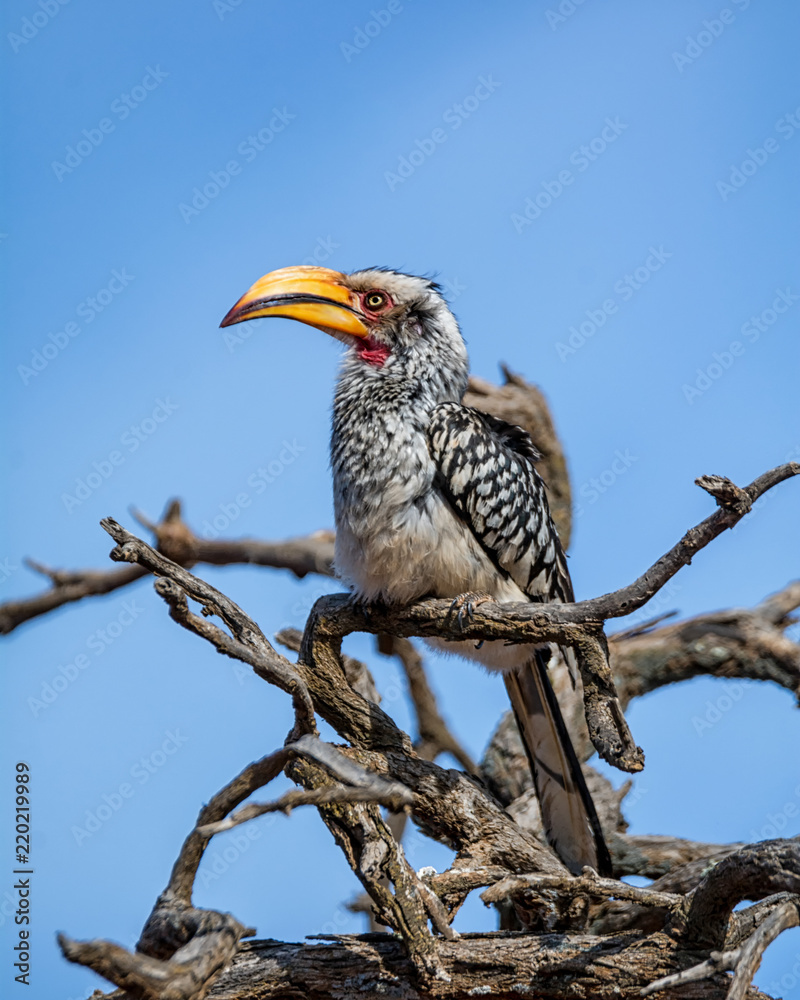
202,929,777,999
753,580,800,626
684,839,800,951
610,611,680,641
0,563,146,635
277,625,382,704
0,498,334,635
286,754,449,979
728,898,800,1000
198,783,412,835
153,578,316,739
192,531,334,577
727,893,799,948
641,898,800,1000
482,867,681,911
426,865,511,898
165,751,290,905
586,462,799,621
612,835,746,882
610,585,800,711
641,949,740,996
59,912,252,1000
199,735,414,836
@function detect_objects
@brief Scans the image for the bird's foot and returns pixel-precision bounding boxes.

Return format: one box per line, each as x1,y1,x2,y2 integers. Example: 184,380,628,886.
346,594,386,624
449,591,495,630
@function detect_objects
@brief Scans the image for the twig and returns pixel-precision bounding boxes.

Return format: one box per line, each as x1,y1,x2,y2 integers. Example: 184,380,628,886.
641,898,800,1000
641,950,738,996
586,462,799,620
154,578,316,739
0,563,147,635
610,611,679,641
727,897,800,1000
199,783,413,835
199,735,414,835
164,750,291,905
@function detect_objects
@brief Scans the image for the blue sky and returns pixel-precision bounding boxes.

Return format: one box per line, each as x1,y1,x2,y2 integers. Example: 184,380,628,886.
2,1,799,997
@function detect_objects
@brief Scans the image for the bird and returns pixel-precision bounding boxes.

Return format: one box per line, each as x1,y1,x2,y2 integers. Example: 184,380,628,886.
221,265,611,876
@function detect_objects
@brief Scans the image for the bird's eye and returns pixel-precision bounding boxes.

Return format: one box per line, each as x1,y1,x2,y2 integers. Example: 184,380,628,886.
364,291,387,311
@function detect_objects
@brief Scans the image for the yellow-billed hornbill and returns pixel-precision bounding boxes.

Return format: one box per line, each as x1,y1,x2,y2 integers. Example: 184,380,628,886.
221,265,611,875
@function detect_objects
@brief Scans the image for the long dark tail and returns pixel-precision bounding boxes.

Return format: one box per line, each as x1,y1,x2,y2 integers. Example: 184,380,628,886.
504,648,611,876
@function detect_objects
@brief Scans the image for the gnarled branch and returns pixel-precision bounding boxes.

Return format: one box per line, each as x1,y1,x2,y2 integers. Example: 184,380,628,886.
0,499,335,635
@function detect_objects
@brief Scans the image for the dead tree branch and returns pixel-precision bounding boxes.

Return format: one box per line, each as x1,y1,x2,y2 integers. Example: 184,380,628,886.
58,748,289,999
481,867,682,912
0,562,148,635
643,899,800,999
53,458,798,999
640,841,800,998
199,735,413,836
0,498,335,634
59,734,416,998
287,755,451,979
610,580,800,710
301,462,797,773
101,517,317,740
682,840,800,951
198,930,775,999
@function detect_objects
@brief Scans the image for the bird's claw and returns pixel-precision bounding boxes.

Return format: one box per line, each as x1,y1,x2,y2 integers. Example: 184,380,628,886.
347,595,377,623
449,591,494,631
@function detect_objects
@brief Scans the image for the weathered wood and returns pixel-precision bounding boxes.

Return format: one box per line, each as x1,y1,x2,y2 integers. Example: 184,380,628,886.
205,931,774,999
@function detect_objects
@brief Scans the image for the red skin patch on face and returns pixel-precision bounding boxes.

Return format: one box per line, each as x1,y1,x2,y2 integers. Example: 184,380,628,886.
355,336,391,367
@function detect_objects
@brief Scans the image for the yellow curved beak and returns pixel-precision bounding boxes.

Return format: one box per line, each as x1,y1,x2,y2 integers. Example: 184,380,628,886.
220,265,369,338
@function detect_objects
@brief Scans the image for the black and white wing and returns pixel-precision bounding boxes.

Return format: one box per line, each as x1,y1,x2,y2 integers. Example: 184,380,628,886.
428,402,611,876
428,402,573,605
